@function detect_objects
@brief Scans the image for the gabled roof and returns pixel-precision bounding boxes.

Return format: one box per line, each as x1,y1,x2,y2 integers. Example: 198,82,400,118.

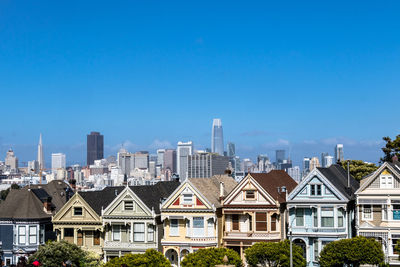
79,181,180,216
316,165,359,199
249,171,297,203
356,161,400,193
188,175,237,208
0,180,72,220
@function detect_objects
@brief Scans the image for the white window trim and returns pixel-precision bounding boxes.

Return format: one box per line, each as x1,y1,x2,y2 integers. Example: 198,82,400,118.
320,207,335,228
112,225,121,241
73,207,83,216
310,184,322,196
124,200,134,211
182,194,193,204
362,205,373,221
380,175,394,189
169,219,179,236
295,208,305,227
382,204,388,221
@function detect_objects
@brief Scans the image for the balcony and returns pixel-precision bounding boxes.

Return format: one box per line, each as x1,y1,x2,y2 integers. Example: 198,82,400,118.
224,232,280,240
189,237,217,243
104,241,156,250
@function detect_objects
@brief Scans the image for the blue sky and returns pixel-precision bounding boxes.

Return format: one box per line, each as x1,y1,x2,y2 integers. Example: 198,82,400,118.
0,0,399,166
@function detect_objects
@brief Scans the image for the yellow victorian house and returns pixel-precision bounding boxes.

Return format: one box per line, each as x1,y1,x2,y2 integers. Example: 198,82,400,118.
52,187,125,256
160,175,237,266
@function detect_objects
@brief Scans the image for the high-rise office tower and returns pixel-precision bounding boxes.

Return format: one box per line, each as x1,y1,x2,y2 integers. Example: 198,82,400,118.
257,154,269,172
309,157,320,171
164,149,177,173
287,166,301,183
324,155,334,168
52,153,66,171
321,152,329,167
275,150,285,164
177,141,193,181
37,133,44,171
87,131,104,166
157,149,165,168
187,152,230,178
5,149,18,172
211,119,224,155
303,157,311,172
335,144,344,163
227,142,236,157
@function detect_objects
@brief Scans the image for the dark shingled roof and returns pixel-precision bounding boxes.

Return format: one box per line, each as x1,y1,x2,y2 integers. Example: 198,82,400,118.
317,164,359,199
79,181,180,215
249,170,298,203
0,180,72,220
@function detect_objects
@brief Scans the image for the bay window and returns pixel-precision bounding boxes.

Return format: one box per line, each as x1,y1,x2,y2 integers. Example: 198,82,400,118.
193,217,204,237
147,225,154,242
363,205,372,220
338,208,344,227
29,226,37,244
134,223,145,242
321,208,334,227
19,226,26,245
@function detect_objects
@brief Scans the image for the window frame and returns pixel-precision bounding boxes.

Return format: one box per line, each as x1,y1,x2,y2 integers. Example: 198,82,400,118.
133,223,145,242
112,225,121,241
183,194,193,204
270,214,277,232
295,208,305,227
245,190,256,200
231,214,239,231
321,207,334,227
310,184,322,196
147,224,154,242
362,204,373,221
124,201,134,211
192,217,205,237
255,212,268,232
29,226,37,245
18,226,26,245
93,230,101,246
338,208,345,227
170,219,179,236
73,207,83,216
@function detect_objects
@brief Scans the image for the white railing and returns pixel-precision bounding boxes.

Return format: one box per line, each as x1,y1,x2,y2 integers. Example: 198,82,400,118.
190,237,217,242
224,232,280,239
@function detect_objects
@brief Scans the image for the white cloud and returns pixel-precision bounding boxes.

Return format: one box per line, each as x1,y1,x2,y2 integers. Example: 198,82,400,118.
148,139,173,150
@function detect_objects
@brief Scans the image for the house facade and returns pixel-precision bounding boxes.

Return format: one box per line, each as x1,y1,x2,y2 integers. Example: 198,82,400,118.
287,165,359,267
52,187,123,256
102,182,179,262
0,180,71,265
161,175,237,266
222,171,297,260
355,161,400,265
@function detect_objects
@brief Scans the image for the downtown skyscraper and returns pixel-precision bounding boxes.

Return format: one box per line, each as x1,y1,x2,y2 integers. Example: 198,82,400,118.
211,118,224,155
87,131,104,166
37,133,44,171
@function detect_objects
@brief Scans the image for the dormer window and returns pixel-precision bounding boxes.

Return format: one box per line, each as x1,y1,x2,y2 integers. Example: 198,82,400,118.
183,194,193,204
74,207,83,216
310,184,322,196
124,201,134,210
245,190,256,200
380,174,393,189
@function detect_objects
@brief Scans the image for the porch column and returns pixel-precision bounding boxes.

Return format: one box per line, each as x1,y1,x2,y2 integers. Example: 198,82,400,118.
131,222,134,242
61,228,64,240
74,228,78,245
144,222,148,243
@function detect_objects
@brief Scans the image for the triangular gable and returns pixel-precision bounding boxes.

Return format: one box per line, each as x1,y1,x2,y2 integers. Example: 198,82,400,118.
161,181,214,211
52,193,100,223
288,168,347,201
224,174,277,206
356,162,400,193
102,186,152,217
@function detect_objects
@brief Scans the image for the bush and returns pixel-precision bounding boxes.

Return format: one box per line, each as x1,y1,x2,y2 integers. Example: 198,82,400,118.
28,240,101,267
104,249,170,267
319,236,385,267
181,247,242,267
245,240,306,267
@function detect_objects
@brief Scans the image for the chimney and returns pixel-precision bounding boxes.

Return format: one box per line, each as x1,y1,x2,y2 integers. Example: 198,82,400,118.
393,155,399,163
219,182,225,202
43,196,52,213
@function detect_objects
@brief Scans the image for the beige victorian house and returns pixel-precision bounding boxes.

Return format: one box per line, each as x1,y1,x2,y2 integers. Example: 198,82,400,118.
52,187,125,256
356,160,400,265
160,175,237,266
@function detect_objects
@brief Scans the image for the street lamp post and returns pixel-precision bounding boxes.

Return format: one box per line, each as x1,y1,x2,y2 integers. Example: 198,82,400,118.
289,208,296,267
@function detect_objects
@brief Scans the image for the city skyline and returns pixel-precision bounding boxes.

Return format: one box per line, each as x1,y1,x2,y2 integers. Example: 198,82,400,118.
1,1,399,167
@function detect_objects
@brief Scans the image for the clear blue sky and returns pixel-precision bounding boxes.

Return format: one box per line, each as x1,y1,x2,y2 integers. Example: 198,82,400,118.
0,0,399,166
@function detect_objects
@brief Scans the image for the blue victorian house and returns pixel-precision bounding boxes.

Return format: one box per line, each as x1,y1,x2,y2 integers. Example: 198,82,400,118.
287,165,359,266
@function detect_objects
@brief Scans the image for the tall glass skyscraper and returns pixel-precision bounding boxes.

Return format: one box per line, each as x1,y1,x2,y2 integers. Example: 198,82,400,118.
87,131,104,166
211,118,224,155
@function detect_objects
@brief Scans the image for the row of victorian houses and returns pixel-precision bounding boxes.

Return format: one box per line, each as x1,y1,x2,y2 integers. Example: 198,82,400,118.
1,161,400,266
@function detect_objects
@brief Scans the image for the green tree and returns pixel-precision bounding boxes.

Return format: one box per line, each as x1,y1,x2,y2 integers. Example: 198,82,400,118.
245,240,306,267
319,236,385,267
0,183,19,201
381,134,400,163
181,247,242,267
104,249,170,267
340,160,379,181
28,240,101,267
